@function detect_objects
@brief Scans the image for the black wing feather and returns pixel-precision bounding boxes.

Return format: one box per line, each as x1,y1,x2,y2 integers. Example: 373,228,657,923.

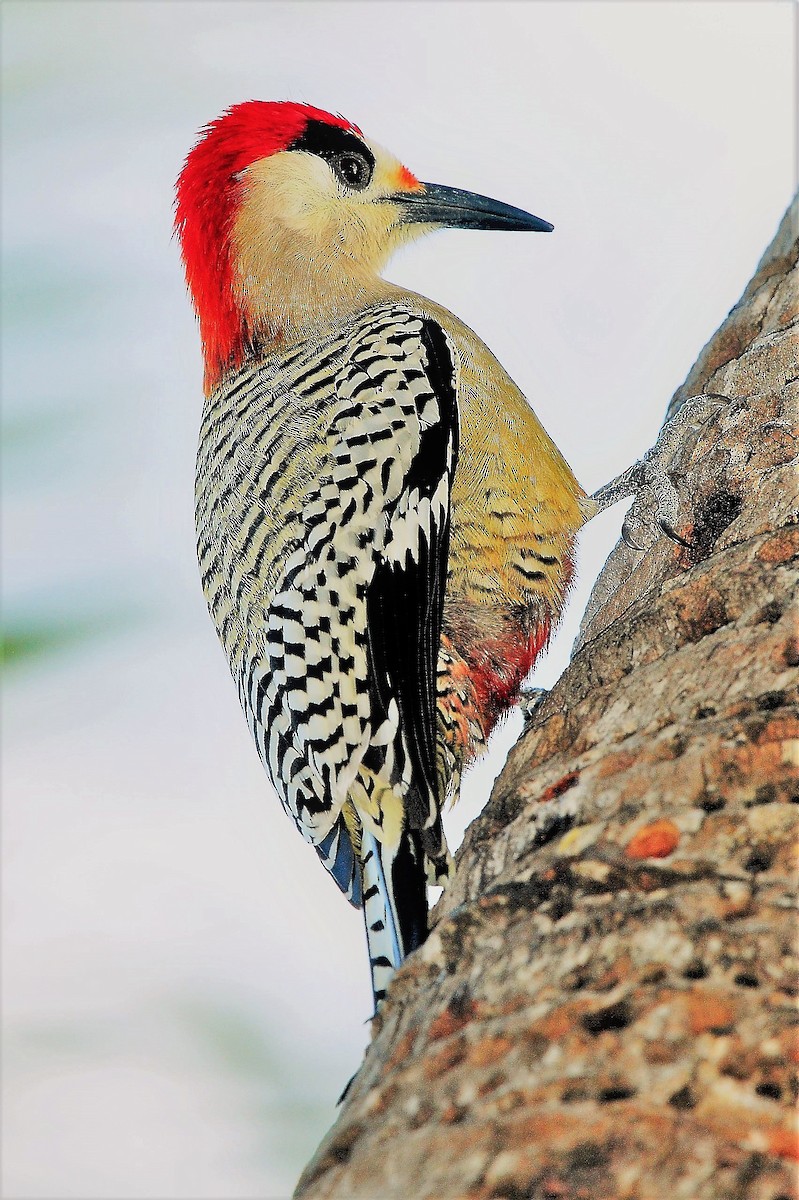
365,319,459,831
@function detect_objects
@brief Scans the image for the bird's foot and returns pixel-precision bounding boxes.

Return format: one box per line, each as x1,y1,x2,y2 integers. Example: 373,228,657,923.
337,1070,357,1106
590,394,728,551
520,686,549,725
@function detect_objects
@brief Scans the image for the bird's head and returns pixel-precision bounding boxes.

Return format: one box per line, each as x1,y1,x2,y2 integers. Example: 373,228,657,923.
175,101,552,392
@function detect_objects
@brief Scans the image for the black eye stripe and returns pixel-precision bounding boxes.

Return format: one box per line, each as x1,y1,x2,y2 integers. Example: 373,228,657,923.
290,119,375,179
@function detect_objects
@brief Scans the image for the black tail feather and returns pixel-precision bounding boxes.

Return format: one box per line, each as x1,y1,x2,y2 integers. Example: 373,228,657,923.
391,828,428,955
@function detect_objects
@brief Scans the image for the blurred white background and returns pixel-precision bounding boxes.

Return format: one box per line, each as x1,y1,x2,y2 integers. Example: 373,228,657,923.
2,2,794,1196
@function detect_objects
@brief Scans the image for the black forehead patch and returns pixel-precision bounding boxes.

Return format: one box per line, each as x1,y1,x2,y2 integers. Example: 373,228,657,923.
290,119,375,171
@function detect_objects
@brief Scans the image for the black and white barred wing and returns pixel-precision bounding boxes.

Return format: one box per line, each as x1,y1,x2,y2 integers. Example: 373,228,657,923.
205,309,458,900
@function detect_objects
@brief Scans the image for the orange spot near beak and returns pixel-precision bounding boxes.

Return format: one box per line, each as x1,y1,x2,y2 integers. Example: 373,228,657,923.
396,164,423,192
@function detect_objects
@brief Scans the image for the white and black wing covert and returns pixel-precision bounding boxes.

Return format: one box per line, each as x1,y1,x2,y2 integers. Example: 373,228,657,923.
312,313,460,907
363,320,458,832
196,305,459,910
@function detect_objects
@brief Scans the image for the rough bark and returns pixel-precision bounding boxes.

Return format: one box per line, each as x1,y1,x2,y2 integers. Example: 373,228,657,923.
296,198,799,1200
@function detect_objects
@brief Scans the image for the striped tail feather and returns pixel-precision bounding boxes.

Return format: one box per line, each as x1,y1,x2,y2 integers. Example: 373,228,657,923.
315,815,362,907
361,827,428,1008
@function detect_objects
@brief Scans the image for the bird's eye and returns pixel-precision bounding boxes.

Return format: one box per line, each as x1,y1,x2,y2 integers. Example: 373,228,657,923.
332,153,373,191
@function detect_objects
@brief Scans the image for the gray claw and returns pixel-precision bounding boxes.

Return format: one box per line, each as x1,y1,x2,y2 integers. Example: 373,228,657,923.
658,518,692,548
621,520,644,551
520,686,549,723
590,393,728,554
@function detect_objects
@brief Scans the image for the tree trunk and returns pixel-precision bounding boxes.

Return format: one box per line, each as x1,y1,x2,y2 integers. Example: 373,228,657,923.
296,198,798,1200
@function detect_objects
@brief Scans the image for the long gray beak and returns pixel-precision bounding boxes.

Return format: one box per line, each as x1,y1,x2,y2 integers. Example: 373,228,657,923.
394,181,553,232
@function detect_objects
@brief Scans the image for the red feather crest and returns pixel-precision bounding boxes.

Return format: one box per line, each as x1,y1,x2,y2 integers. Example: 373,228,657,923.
175,101,360,391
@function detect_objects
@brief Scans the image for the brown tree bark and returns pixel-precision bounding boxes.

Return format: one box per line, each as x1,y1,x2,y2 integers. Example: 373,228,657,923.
296,198,798,1200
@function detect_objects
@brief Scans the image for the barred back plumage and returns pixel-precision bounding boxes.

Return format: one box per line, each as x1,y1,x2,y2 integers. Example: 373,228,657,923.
196,303,460,997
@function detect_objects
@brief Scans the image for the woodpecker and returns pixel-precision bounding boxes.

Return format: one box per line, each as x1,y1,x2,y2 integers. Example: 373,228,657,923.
177,101,589,1007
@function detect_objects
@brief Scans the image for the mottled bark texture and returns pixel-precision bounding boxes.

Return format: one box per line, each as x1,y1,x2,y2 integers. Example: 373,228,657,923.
296,198,798,1200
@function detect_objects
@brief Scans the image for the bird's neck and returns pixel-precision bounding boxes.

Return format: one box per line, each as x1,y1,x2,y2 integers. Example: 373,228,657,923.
198,229,400,394
235,257,395,353
226,207,400,366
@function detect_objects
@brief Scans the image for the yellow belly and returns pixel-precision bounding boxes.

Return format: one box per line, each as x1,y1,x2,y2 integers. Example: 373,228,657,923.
387,290,590,744
409,295,587,613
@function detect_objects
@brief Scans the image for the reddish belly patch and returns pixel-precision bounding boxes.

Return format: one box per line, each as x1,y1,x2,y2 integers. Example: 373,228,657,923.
467,618,551,737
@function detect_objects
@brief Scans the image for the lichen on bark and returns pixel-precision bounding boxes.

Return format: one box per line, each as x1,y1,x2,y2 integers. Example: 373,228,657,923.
296,197,798,1200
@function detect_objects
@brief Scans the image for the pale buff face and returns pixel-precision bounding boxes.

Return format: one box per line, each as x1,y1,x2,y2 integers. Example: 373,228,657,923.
230,140,427,339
